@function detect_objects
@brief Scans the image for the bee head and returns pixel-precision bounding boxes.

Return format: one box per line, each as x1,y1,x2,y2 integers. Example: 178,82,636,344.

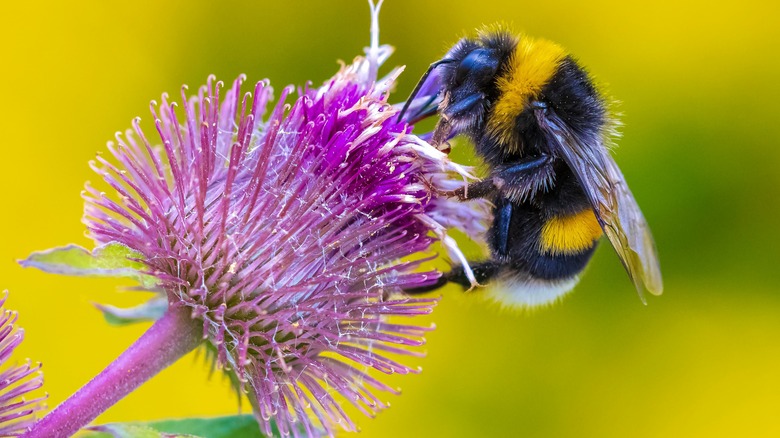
434,36,516,135
396,29,516,142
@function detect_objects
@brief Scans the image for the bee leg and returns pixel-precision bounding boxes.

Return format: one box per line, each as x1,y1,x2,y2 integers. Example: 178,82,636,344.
413,212,481,289
404,261,500,294
492,154,555,201
495,199,513,256
493,155,552,183
446,261,501,289
406,199,510,296
447,154,554,201
448,178,498,201
431,117,453,147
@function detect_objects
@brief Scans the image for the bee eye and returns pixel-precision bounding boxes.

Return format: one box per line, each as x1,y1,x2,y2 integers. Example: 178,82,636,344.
454,49,499,86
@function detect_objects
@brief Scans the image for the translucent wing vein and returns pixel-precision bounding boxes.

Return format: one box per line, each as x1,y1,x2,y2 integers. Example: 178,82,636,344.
537,111,663,301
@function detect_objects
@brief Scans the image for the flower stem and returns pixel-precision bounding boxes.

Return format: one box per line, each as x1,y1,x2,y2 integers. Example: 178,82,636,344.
22,305,202,438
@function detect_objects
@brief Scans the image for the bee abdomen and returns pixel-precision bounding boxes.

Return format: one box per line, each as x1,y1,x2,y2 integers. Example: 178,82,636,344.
516,208,602,280
539,209,602,255
489,212,601,307
519,243,598,280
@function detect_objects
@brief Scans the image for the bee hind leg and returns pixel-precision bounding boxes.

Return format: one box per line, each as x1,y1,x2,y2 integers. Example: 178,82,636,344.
446,261,501,289
404,261,501,294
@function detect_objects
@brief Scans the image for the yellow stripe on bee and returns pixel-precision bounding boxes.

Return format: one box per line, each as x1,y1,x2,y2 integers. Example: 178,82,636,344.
540,209,603,255
488,37,566,150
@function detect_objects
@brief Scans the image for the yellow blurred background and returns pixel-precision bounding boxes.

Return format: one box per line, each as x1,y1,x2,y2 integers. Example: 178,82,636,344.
2,0,780,436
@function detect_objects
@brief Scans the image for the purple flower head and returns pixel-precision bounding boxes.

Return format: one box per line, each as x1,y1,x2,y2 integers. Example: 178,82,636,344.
81,11,488,438
0,292,46,437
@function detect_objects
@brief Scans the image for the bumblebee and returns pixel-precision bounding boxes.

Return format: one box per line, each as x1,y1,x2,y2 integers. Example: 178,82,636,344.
400,28,663,307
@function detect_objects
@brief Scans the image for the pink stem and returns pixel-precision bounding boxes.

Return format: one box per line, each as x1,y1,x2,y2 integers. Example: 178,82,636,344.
22,305,202,438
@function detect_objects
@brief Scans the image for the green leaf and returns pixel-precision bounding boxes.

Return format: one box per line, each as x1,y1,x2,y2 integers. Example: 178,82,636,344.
85,415,268,438
20,242,156,288
86,423,199,438
95,296,168,326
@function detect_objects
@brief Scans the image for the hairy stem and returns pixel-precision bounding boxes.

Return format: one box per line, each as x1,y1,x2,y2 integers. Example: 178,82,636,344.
22,305,202,438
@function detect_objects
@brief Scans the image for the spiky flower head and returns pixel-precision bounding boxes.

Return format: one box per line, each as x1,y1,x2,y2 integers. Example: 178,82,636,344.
0,292,46,437
81,19,487,438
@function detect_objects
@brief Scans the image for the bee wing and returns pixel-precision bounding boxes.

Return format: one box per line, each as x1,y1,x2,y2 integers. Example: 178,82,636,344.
537,111,663,301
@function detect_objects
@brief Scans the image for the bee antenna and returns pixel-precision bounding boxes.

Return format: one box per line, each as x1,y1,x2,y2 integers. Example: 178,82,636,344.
397,58,455,124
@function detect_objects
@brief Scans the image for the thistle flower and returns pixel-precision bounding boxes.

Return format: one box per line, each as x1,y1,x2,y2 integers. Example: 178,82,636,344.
0,292,46,437
85,71,478,437
18,11,489,438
